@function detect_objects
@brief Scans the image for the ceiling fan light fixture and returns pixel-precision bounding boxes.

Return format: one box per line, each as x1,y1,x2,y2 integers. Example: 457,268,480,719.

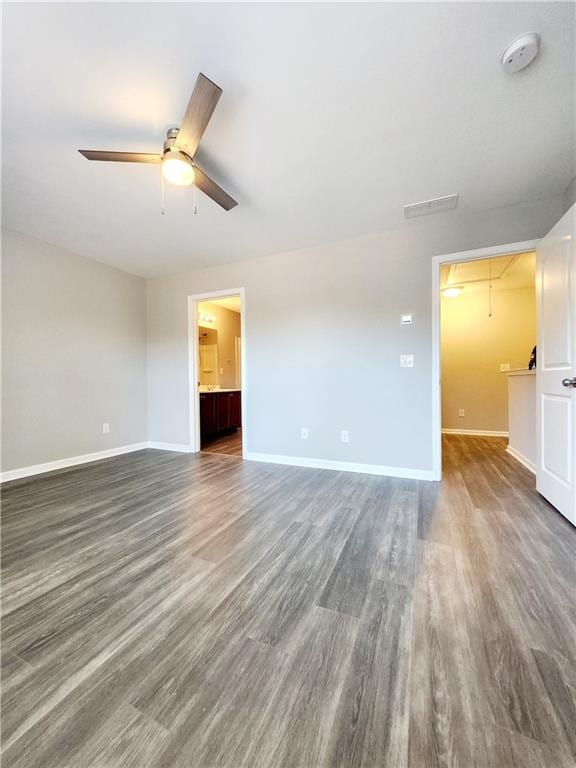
162,151,195,186
79,73,237,210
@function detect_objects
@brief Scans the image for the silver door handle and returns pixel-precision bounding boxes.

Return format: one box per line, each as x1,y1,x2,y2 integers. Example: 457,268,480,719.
562,377,576,388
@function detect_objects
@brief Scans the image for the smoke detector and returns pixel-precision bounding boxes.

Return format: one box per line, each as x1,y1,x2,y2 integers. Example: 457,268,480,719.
502,33,540,73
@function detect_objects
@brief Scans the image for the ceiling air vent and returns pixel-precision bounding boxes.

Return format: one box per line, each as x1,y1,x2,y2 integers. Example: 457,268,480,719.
403,193,459,219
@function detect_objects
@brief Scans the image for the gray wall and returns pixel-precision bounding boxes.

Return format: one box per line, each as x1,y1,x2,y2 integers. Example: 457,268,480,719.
2,229,147,471
147,195,565,474
2,194,565,476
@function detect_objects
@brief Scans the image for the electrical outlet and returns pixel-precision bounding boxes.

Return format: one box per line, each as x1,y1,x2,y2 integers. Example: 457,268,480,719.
102,423,110,434
459,409,465,418
340,430,349,443
400,354,414,368
500,363,510,372
300,427,309,440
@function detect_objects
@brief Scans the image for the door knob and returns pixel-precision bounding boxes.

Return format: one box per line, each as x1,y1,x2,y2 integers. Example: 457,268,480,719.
562,377,576,388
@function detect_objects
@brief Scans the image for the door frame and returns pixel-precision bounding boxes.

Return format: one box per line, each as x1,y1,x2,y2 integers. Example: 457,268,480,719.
431,239,539,480
187,287,247,454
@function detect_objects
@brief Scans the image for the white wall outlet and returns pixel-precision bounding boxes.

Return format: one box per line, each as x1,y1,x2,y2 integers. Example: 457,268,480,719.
401,313,413,325
300,427,309,440
459,409,465,418
500,363,511,372
400,354,415,368
102,423,110,434
340,430,349,443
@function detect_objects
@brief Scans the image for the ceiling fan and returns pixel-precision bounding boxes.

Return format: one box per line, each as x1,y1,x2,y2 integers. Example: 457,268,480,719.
79,73,237,211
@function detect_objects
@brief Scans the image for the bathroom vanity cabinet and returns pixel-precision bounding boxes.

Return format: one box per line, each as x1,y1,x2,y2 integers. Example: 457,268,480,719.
200,390,242,439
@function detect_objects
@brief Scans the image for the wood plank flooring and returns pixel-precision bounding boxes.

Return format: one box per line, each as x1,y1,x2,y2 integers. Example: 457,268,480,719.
1,435,575,767
201,428,243,457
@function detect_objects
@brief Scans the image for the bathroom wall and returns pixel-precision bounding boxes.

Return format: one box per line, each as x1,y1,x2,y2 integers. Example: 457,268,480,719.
198,301,241,389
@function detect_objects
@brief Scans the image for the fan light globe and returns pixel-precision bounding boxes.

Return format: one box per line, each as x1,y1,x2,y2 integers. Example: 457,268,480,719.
162,151,195,186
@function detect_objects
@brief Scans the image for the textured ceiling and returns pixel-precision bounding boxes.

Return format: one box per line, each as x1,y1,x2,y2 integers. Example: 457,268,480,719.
2,3,574,277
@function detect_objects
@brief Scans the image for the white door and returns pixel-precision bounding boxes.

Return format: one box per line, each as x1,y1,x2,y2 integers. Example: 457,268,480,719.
536,204,576,525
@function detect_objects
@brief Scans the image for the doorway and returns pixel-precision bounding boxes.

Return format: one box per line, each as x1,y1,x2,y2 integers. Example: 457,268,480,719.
432,209,576,527
431,240,538,480
188,288,246,458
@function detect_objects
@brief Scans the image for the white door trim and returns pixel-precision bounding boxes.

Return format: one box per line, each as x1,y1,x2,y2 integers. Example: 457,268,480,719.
431,239,539,481
187,288,247,455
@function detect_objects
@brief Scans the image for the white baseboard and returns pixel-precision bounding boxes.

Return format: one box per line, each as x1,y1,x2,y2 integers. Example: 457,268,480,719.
244,451,435,481
0,442,148,483
442,428,509,437
146,442,194,453
2,443,434,484
506,446,536,474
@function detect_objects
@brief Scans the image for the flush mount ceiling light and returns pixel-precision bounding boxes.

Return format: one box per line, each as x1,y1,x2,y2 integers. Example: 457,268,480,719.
79,73,237,212
501,32,540,73
442,286,463,298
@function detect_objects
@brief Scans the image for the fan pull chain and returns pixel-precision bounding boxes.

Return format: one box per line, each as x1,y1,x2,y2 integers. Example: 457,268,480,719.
193,168,198,215
161,170,166,216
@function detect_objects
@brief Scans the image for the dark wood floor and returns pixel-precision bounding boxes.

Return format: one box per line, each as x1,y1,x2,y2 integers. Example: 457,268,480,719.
201,428,243,457
1,436,575,768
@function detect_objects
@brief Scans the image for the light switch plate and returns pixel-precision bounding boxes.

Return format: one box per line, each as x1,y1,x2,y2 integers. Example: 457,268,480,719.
400,354,415,368
401,314,413,325
500,363,511,372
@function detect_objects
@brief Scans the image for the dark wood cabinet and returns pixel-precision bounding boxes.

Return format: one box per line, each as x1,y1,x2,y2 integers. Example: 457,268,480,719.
216,393,230,432
229,391,241,428
199,393,217,435
200,391,241,441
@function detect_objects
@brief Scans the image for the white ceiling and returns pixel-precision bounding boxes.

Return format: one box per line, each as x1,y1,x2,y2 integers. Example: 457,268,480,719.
2,3,574,278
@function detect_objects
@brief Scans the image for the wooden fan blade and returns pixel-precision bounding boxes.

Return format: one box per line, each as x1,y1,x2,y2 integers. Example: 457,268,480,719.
175,74,222,157
78,150,162,163
194,166,237,211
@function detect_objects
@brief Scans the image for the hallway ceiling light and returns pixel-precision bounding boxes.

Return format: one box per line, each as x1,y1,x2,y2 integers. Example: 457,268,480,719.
442,287,463,298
